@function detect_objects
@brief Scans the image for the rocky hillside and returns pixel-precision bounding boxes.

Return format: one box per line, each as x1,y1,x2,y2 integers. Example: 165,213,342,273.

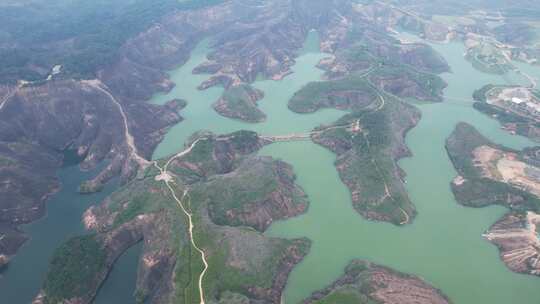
287,55,445,224
446,123,540,212
212,84,266,123
446,122,540,277
484,212,540,277
311,94,421,225
0,0,453,263
0,80,183,260
303,260,451,304
36,131,310,304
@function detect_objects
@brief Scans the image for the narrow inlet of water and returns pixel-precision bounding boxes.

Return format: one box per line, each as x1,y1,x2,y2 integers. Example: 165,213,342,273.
94,242,142,304
151,31,540,304
0,164,118,303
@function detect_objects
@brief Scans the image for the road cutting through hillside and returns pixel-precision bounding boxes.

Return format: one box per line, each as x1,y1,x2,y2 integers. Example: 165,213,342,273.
83,79,151,170
153,137,209,304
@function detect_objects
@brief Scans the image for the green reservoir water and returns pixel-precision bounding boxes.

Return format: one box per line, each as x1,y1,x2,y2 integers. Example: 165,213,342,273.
152,31,540,304
3,30,540,304
151,34,344,159
0,165,124,303
94,242,142,304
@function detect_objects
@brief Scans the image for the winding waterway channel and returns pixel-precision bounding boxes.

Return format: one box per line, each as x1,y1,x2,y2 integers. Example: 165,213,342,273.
0,164,123,303
2,31,540,303
153,32,540,303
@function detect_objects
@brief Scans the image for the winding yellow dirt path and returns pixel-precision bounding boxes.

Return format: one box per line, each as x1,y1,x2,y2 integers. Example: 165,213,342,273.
82,80,150,169
167,186,209,304
399,207,410,225
153,137,209,304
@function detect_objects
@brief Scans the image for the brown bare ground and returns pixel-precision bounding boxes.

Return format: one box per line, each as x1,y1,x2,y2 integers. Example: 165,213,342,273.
473,145,540,197
484,212,540,276
369,269,450,304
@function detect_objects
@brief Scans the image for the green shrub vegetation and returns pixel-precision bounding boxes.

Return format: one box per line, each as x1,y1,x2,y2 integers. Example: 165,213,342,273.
289,62,424,224
40,131,309,303
465,47,513,75
314,291,370,304
472,85,540,141
372,65,447,101
215,85,266,122
184,138,216,164
473,102,531,125
229,130,260,149
42,235,106,303
312,91,418,224
446,122,540,212
308,260,445,304
111,181,174,227
472,84,497,102
289,74,378,113
203,160,280,228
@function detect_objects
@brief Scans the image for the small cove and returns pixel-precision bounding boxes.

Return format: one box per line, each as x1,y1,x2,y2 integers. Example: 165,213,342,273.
152,32,540,304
